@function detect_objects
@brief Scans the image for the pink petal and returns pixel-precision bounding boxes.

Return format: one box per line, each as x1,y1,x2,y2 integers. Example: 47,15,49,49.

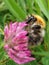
8,51,35,64
14,43,28,51
4,44,9,51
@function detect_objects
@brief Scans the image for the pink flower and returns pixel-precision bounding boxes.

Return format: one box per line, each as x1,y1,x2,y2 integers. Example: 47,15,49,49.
4,22,35,64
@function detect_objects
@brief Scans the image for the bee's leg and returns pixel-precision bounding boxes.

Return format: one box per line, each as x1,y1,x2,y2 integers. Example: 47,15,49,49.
28,36,34,45
26,33,29,36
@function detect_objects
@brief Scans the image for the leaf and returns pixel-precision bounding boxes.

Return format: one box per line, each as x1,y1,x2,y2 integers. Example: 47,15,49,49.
26,0,34,14
0,1,7,12
0,28,4,35
4,0,27,21
34,0,41,15
41,56,49,65
32,51,49,56
17,0,27,13
25,61,39,65
35,0,49,20
0,51,5,60
46,21,49,50
47,0,49,12
42,0,47,10
3,13,16,22
6,59,18,65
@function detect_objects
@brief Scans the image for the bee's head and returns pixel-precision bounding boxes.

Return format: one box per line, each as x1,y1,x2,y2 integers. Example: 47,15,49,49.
26,15,37,24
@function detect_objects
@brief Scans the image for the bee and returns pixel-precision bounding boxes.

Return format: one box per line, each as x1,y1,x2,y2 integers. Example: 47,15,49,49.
25,14,46,46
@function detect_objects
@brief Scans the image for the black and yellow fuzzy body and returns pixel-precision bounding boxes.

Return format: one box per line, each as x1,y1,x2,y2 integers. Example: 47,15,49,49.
25,14,46,46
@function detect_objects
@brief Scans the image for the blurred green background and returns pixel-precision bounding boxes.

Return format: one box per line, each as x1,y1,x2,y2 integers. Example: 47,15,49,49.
0,0,49,65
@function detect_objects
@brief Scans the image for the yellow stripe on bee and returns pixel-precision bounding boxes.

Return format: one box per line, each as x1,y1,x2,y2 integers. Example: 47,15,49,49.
32,14,46,28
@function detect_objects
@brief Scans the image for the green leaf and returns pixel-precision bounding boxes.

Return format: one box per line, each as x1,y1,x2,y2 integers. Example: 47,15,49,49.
46,21,49,50
34,0,41,15
3,13,16,22
26,0,33,14
25,61,39,65
42,0,47,10
32,51,49,56
47,0,49,12
6,59,18,65
35,0,49,20
4,0,27,21
0,1,7,12
0,28,4,35
41,56,49,65
17,0,27,13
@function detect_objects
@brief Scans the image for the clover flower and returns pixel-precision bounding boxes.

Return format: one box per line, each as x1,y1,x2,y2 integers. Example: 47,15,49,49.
4,22,35,64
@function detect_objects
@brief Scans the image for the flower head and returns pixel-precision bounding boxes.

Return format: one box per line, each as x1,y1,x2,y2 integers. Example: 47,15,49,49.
4,22,35,64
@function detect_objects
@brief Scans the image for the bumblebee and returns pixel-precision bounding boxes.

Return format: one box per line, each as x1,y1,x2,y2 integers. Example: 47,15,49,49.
25,14,46,46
